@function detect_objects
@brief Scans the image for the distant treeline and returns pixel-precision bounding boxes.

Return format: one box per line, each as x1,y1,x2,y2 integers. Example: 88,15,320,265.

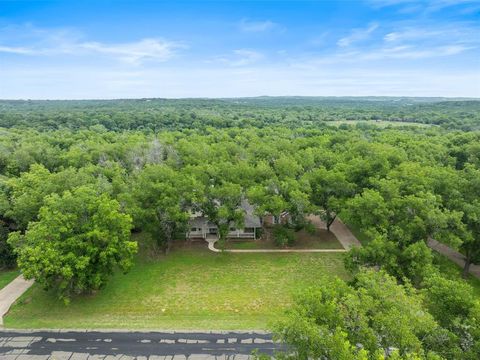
1,97,479,131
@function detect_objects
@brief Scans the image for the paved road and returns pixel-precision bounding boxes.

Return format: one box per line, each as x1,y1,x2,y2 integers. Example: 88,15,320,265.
0,330,283,359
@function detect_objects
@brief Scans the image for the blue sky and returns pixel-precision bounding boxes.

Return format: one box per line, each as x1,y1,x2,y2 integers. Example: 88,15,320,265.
0,0,479,99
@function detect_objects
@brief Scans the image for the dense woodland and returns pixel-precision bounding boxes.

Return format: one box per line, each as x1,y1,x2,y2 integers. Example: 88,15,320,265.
1,97,480,131
0,98,479,359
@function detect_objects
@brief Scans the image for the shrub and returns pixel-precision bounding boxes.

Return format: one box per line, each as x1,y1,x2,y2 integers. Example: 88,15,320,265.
273,225,295,247
304,221,317,235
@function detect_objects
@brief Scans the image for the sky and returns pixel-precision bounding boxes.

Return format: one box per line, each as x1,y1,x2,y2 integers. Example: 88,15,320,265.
0,0,479,99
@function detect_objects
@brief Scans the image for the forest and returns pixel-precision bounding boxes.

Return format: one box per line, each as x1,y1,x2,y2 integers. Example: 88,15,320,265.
1,97,480,131
0,97,479,359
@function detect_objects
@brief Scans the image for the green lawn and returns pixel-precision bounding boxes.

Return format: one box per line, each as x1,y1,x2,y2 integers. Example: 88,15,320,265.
226,228,343,250
5,242,349,329
0,269,19,290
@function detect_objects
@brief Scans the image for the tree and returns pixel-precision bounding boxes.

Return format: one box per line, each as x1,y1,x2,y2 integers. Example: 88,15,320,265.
305,167,354,231
0,222,15,269
343,178,463,285
247,184,287,224
8,186,137,302
345,237,436,286
201,182,244,247
5,164,98,229
273,269,445,360
342,188,392,239
423,275,480,359
457,166,480,277
128,165,201,253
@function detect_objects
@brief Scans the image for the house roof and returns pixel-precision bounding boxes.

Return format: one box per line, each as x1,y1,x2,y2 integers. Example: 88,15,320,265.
189,216,216,228
240,199,261,227
189,199,261,228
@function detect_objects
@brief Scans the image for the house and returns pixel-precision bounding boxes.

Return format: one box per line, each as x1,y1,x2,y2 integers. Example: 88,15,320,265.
186,199,262,240
262,211,291,226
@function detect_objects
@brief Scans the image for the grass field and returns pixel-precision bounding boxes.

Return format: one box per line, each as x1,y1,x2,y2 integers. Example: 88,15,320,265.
226,228,343,250
326,120,433,128
5,241,349,329
0,269,19,290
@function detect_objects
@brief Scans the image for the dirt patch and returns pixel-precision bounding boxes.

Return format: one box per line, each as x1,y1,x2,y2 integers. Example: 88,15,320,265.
226,227,343,250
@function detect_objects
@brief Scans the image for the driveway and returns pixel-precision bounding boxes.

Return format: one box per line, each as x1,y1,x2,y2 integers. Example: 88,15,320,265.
207,216,360,253
306,215,361,250
428,238,480,279
0,275,34,325
0,330,282,359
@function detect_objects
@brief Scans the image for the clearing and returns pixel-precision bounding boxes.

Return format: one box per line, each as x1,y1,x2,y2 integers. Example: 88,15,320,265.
5,239,349,329
326,120,433,128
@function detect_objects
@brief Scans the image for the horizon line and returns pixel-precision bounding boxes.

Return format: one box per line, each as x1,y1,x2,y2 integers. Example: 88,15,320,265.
1,95,479,101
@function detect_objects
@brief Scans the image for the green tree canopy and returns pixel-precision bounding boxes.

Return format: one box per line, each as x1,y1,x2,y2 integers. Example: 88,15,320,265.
9,186,137,302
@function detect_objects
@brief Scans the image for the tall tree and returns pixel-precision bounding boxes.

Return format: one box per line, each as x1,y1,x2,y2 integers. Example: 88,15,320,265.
5,164,98,229
8,186,136,302
458,166,480,277
273,270,446,360
201,182,244,247
305,167,354,231
128,165,201,254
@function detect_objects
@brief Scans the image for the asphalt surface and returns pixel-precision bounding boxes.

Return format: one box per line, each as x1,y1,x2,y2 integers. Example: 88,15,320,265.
0,330,284,359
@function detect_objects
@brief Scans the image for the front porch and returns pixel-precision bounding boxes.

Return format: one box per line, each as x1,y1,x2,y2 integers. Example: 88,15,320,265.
187,225,257,240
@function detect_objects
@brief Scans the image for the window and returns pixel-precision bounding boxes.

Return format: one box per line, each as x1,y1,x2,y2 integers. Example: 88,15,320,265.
190,227,198,232
244,227,255,233
229,227,236,231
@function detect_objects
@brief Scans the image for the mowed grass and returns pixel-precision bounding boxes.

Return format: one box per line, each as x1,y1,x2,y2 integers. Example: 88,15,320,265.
0,269,19,289
5,241,349,330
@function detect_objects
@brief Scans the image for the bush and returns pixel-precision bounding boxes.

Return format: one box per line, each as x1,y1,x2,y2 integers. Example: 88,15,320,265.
304,221,317,235
273,225,295,247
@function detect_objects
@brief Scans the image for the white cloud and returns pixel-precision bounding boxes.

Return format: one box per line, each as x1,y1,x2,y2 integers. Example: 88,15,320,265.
360,44,474,60
337,23,379,47
383,23,479,44
0,45,36,55
238,19,278,33
301,43,474,66
79,38,181,64
213,49,264,67
0,25,183,64
329,20,479,62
